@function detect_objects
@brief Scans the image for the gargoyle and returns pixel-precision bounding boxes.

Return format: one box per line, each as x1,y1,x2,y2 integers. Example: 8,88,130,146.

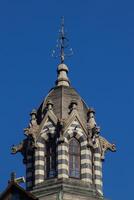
99,136,116,160
11,135,37,164
11,140,27,164
11,141,24,154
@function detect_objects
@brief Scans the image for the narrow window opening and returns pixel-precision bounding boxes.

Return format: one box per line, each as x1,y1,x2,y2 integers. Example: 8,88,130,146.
69,138,80,178
46,138,56,178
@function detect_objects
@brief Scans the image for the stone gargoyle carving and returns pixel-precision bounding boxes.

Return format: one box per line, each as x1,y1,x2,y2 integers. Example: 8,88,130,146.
11,109,39,162
11,141,24,155
11,136,36,164
98,136,116,160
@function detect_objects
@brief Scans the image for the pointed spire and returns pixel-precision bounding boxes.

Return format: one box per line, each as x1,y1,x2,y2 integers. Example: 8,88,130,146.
52,17,73,87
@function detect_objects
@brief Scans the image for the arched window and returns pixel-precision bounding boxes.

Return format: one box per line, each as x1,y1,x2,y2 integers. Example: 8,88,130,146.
46,138,56,178
69,138,80,178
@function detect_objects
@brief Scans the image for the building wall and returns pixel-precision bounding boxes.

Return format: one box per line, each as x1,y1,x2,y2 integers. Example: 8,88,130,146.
25,118,103,196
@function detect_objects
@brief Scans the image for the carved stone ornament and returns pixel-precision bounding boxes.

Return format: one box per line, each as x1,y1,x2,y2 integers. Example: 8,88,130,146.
24,124,39,138
57,119,65,143
11,136,37,164
24,108,39,139
99,136,116,160
11,141,24,155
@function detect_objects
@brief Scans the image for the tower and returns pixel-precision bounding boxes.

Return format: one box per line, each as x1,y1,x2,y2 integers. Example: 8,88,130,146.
11,18,116,200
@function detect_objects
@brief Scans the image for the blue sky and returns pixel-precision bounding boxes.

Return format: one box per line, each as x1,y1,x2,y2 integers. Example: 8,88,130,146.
0,1,134,199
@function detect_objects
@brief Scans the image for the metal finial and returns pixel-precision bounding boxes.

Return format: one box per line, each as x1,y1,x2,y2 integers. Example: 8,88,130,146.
60,16,65,63
52,17,73,63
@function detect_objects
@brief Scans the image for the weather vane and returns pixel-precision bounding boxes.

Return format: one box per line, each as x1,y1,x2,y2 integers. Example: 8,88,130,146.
52,17,73,63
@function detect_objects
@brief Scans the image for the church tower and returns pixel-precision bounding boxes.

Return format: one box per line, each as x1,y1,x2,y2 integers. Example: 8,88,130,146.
11,18,116,200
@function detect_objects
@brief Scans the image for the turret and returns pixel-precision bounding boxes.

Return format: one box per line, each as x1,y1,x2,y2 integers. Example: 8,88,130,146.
11,18,116,200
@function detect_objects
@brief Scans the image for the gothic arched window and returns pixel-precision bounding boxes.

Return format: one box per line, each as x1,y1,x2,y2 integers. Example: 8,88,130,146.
46,138,56,178
69,138,80,178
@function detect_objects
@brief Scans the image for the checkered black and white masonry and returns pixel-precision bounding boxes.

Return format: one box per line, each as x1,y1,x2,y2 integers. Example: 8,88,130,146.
11,19,116,200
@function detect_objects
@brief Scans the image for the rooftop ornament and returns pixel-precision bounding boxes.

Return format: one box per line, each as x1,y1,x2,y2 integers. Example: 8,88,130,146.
53,17,73,87
52,16,73,64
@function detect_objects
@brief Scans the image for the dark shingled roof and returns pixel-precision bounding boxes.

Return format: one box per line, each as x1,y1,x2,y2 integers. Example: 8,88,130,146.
37,86,88,125
0,182,38,200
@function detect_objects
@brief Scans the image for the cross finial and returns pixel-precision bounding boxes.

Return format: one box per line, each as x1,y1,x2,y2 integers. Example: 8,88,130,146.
52,17,73,64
